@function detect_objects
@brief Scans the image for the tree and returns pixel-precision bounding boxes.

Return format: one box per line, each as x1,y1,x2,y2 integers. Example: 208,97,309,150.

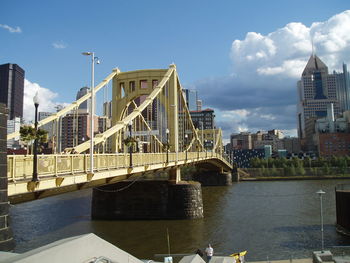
322,163,331,176
20,125,48,154
250,157,262,168
271,164,279,176
296,164,306,176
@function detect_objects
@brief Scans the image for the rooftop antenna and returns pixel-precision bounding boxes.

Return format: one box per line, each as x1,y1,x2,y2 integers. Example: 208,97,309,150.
311,35,315,57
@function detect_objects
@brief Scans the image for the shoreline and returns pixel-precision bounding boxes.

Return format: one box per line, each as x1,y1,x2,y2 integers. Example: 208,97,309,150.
240,175,350,181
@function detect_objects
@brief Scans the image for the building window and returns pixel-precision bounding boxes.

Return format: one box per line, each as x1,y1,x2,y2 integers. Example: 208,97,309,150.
152,80,158,89
129,81,135,93
140,80,148,89
120,82,125,98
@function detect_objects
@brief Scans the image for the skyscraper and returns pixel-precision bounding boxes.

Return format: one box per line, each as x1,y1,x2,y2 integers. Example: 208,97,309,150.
76,86,90,113
335,63,350,112
0,63,25,120
297,55,341,142
183,89,197,111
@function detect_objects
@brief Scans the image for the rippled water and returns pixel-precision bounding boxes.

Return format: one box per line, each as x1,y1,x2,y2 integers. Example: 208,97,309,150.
10,179,350,261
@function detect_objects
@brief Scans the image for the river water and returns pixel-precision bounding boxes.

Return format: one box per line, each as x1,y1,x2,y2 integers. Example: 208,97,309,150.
9,179,350,261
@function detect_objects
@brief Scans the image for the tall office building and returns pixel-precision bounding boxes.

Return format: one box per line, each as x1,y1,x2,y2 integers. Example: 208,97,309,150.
183,89,197,111
190,108,216,130
76,86,90,113
335,63,350,112
297,55,348,150
61,113,98,150
196,99,202,111
7,117,21,149
0,63,25,120
39,112,54,139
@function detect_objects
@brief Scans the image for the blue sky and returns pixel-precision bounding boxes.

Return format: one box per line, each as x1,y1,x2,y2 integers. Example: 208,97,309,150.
1,0,350,141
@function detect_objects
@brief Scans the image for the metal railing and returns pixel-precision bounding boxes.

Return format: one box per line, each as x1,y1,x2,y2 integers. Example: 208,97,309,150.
7,152,231,182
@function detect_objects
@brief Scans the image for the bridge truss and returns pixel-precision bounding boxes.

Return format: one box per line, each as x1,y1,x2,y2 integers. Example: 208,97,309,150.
7,64,232,202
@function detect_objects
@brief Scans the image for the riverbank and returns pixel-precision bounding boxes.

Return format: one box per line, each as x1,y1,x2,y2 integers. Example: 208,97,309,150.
240,175,350,181
238,167,350,181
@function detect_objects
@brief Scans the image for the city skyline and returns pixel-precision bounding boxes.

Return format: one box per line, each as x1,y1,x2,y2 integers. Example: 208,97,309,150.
1,1,350,142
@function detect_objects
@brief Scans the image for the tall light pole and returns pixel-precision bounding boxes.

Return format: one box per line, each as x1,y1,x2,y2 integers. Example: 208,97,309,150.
185,133,188,161
200,121,204,151
316,189,326,252
129,121,133,168
32,92,39,182
82,52,100,175
166,128,169,163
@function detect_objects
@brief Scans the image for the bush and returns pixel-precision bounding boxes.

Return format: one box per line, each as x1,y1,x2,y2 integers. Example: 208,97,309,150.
271,165,278,176
296,165,306,176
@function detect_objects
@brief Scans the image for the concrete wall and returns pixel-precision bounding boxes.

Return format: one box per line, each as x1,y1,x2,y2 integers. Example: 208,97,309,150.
91,180,203,220
336,188,350,235
0,104,14,251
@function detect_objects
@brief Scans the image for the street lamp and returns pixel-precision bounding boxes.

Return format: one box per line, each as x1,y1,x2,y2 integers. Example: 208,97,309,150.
166,129,169,163
32,92,39,182
316,189,326,252
82,51,100,175
200,121,204,150
129,121,133,168
205,139,208,158
185,134,188,161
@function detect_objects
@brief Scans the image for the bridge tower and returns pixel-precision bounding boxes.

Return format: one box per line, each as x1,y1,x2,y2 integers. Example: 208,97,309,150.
111,64,181,182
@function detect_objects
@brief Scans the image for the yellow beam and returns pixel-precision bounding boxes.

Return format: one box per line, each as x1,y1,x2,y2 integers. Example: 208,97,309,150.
7,70,119,140
73,67,175,153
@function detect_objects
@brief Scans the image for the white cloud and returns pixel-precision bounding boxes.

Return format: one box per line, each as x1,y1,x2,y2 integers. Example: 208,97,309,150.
199,10,350,141
222,109,250,120
230,11,350,79
23,79,68,123
52,41,67,49
282,129,297,137
0,24,21,33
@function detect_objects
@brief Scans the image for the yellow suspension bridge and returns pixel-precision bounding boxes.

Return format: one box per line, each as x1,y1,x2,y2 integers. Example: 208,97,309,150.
7,64,232,203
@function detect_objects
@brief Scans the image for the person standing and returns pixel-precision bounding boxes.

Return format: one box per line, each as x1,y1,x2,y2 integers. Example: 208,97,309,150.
205,244,214,262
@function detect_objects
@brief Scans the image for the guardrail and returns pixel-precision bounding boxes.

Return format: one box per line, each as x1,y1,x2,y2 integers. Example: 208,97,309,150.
7,152,231,182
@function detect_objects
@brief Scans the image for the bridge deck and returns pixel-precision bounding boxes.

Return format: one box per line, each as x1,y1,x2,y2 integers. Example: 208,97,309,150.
7,152,232,203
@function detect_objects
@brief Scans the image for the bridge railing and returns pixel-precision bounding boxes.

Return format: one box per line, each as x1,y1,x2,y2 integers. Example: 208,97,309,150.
7,152,230,182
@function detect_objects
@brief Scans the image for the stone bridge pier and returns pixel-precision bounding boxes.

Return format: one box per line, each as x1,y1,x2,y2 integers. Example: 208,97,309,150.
192,171,232,186
91,168,204,220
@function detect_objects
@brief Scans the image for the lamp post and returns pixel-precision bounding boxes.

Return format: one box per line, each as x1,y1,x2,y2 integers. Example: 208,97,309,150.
166,128,169,163
82,51,100,175
32,92,39,182
316,189,326,252
129,121,133,168
205,139,208,158
185,134,188,161
200,121,204,150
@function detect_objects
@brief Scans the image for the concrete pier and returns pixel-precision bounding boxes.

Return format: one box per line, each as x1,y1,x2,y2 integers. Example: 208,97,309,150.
91,180,203,220
192,171,232,186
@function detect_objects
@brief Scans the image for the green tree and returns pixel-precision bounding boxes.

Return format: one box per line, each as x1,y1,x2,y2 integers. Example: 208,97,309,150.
338,158,347,175
250,157,261,168
271,164,278,176
20,125,48,154
322,163,331,176
296,164,306,176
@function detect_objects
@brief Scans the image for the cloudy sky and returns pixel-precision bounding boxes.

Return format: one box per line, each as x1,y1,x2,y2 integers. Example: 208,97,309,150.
1,1,349,142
